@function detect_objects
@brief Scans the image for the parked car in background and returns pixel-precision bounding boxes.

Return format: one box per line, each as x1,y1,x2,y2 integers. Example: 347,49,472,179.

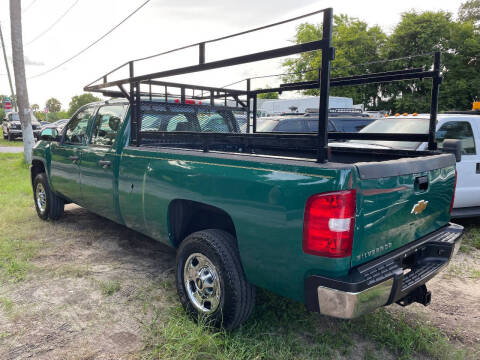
256,109,373,134
257,115,337,132
2,111,42,140
40,119,69,133
331,112,480,218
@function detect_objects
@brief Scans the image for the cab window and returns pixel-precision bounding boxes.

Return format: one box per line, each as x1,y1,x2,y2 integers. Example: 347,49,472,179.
436,121,476,155
64,107,95,145
90,105,126,146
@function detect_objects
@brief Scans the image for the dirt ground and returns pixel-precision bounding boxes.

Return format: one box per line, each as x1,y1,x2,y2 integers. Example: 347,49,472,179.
0,205,176,360
0,204,479,359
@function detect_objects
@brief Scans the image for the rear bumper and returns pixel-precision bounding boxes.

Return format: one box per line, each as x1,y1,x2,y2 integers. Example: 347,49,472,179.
305,223,463,319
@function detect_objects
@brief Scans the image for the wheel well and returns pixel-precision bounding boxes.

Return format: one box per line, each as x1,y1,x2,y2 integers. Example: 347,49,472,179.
31,160,45,185
168,199,237,247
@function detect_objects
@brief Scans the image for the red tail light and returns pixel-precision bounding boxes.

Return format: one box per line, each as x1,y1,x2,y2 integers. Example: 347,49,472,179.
450,170,457,214
303,190,356,258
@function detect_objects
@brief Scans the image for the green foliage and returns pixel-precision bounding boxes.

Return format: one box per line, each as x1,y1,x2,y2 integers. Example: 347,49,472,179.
257,91,279,99
45,98,61,113
283,11,480,112
68,93,101,116
283,15,387,107
36,110,70,122
257,85,279,99
458,0,480,24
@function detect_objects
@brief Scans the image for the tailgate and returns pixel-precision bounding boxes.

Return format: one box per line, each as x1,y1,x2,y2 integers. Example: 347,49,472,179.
351,154,456,267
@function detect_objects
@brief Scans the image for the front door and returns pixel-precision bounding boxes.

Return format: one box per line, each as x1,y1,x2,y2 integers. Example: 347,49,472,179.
436,120,480,208
80,104,126,221
49,106,96,203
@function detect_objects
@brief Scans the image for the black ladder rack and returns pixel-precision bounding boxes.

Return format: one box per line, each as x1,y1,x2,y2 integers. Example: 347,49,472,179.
84,7,442,163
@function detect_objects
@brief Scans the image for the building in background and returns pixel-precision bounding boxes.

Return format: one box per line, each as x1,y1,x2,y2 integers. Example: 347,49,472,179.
257,96,353,116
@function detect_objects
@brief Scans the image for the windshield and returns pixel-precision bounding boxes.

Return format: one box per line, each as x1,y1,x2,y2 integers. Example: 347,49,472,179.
7,113,20,121
256,119,280,132
350,118,429,149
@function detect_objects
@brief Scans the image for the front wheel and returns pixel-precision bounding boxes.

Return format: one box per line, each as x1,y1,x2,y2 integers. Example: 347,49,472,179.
33,173,64,220
7,131,12,141
176,229,255,330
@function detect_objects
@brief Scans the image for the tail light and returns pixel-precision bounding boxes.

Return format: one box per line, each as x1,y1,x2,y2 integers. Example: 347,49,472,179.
449,170,457,214
303,190,356,258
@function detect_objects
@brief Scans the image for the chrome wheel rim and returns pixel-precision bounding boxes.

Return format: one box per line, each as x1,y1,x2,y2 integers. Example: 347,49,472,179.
184,253,221,313
36,183,47,213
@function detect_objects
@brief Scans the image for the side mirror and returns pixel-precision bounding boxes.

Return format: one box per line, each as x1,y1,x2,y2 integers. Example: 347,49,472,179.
40,128,60,142
442,139,462,162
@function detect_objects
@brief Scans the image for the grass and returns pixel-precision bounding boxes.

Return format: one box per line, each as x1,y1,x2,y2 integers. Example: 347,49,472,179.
99,280,122,296
141,288,465,360
0,153,42,282
349,309,465,360
0,138,23,147
456,218,480,254
0,296,14,313
142,290,354,360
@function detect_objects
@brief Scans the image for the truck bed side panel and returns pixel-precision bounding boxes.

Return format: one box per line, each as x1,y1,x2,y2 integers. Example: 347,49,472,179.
118,147,353,302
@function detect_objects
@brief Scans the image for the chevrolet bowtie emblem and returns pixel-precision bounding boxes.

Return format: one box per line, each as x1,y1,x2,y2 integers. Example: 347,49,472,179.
411,200,428,215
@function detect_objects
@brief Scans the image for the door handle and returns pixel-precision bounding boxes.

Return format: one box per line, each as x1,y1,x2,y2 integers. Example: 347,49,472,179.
476,163,480,174
98,160,112,168
69,155,79,162
414,175,429,191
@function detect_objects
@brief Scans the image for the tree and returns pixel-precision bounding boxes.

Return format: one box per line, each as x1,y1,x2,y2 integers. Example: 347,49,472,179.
10,0,34,163
282,15,387,108
459,0,480,24
383,11,480,112
45,98,61,113
257,86,279,99
68,93,101,115
31,103,39,114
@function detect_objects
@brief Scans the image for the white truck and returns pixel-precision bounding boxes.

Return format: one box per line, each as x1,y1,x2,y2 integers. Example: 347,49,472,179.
330,111,480,218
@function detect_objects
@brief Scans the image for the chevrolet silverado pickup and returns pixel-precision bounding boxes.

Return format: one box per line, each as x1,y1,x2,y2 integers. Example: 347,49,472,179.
30,8,462,329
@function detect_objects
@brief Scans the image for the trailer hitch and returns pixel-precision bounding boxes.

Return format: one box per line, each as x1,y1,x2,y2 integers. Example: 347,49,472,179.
396,285,431,307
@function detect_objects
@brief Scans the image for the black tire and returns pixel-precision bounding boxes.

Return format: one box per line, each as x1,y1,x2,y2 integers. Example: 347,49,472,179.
33,173,64,220
176,229,255,330
7,131,12,141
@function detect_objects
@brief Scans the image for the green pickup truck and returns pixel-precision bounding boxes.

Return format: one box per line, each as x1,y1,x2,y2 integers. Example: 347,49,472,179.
30,8,462,330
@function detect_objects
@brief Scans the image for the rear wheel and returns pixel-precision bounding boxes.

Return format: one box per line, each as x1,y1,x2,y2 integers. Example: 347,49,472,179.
176,229,255,330
33,173,64,220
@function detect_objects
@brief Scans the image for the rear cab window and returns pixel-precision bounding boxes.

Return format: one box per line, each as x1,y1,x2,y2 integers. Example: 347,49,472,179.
139,104,239,133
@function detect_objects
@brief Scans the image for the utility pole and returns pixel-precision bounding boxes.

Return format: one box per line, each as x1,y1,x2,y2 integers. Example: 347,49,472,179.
0,22,17,112
10,0,34,163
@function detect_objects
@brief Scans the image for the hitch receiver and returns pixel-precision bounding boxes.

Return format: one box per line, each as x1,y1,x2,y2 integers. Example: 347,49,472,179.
396,285,431,307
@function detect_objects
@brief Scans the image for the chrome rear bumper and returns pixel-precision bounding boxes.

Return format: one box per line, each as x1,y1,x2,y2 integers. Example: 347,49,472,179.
305,223,463,319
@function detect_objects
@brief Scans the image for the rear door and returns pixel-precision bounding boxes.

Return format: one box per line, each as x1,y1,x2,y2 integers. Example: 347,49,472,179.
80,104,126,221
50,106,95,202
436,119,480,208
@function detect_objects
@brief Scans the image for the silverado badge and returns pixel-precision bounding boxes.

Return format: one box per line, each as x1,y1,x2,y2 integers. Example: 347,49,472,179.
411,200,428,215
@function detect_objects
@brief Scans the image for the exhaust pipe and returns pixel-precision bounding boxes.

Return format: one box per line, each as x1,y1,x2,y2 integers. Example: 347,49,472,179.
396,285,431,307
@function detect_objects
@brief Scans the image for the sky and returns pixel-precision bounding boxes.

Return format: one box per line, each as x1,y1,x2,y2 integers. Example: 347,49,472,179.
0,0,467,110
